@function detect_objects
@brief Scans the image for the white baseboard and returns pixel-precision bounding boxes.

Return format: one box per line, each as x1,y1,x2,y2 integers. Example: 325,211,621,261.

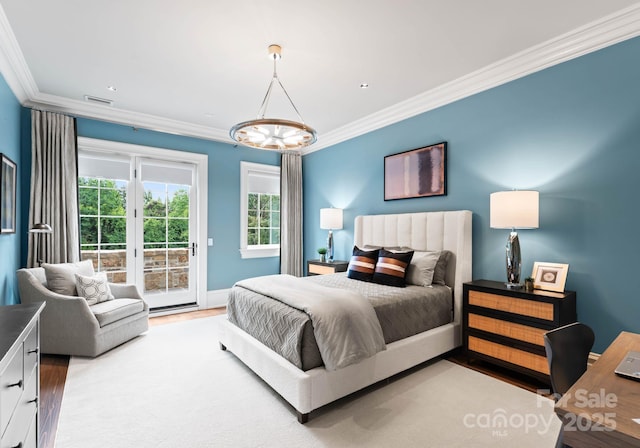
204,288,230,309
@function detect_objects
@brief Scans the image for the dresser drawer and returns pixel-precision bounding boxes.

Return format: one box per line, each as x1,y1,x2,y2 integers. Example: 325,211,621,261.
468,290,554,321
468,313,546,347
1,348,24,436
468,336,550,375
2,366,37,448
23,325,38,384
308,263,336,275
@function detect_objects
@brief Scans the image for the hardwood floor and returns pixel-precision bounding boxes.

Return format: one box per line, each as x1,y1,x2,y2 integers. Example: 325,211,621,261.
39,308,547,447
39,307,225,448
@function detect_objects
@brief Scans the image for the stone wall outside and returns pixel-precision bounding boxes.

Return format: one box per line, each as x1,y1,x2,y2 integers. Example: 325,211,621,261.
81,248,189,291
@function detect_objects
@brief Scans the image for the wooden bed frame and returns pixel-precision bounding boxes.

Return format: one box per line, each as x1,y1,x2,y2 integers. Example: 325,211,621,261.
218,210,472,422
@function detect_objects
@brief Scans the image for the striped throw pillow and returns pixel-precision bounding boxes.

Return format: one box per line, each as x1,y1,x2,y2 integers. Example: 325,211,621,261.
372,249,414,287
347,246,379,282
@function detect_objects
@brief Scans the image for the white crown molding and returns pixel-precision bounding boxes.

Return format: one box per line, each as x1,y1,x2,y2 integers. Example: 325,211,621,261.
0,4,38,102
303,3,640,154
1,4,639,153
25,92,234,144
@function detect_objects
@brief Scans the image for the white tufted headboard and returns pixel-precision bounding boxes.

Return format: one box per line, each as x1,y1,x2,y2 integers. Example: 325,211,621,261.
354,210,472,324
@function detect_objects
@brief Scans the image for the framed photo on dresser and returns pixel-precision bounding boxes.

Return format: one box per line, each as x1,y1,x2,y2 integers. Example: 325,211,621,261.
532,262,569,292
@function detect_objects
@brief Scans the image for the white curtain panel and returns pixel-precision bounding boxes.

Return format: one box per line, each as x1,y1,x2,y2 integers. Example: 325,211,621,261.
280,153,303,276
28,110,80,267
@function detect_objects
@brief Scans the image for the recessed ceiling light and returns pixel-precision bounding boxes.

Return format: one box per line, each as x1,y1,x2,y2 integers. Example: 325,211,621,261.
360,83,369,89
107,86,117,92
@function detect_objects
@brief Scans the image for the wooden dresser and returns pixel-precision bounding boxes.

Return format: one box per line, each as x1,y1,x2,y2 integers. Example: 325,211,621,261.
463,280,576,383
0,302,45,448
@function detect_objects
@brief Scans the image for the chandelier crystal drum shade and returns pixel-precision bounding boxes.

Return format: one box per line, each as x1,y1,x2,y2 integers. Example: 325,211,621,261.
230,44,317,151
490,190,539,288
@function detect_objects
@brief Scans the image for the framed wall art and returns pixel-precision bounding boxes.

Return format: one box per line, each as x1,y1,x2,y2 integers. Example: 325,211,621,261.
1,153,17,234
384,141,446,201
532,262,569,292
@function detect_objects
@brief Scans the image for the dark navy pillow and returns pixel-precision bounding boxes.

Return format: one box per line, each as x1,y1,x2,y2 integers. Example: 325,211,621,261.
347,246,379,282
372,249,414,287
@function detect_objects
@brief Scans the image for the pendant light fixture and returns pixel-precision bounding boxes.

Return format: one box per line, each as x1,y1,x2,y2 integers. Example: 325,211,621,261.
230,44,317,151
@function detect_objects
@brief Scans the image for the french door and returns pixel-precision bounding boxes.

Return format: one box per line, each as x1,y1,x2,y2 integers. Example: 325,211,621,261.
136,159,197,309
78,145,203,310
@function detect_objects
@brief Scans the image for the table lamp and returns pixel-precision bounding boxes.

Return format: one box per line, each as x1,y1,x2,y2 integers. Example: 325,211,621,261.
320,208,343,263
490,191,539,288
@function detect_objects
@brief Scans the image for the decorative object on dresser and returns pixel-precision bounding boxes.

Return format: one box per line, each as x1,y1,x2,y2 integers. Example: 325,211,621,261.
307,259,349,276
384,142,447,200
319,207,343,262
0,153,17,234
0,302,45,448
463,279,576,384
531,262,569,292
490,190,539,288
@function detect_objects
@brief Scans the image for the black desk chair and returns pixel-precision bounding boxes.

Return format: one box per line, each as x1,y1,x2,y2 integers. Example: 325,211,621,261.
544,322,595,448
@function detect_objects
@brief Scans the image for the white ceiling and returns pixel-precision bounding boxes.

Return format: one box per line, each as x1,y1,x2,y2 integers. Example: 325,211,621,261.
1,1,639,152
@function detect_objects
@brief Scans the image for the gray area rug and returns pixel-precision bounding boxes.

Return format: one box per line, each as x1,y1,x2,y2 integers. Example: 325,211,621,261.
56,315,560,447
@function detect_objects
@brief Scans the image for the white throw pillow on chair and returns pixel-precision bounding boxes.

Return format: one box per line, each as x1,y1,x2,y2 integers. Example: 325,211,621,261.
75,272,114,305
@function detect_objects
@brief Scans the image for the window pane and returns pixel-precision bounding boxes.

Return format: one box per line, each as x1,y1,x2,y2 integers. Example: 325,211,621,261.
272,211,280,227
248,209,258,227
248,193,258,210
260,211,271,228
260,195,270,211
168,219,188,243
100,217,126,244
79,177,99,187
271,229,280,244
100,187,126,216
144,183,167,218
144,269,166,293
272,195,280,211
78,188,98,215
247,228,258,245
144,248,167,269
144,218,167,243
80,217,98,244
168,187,189,217
259,228,270,244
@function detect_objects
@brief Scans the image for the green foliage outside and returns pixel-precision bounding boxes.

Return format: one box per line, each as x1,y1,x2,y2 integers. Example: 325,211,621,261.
79,177,190,250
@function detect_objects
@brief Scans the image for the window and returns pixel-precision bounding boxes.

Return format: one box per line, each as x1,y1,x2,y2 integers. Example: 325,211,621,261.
240,161,280,259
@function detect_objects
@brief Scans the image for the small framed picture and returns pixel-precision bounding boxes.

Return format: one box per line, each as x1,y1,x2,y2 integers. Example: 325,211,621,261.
532,262,569,292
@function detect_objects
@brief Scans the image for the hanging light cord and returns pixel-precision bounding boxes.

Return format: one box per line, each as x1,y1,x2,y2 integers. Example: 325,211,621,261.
256,56,307,124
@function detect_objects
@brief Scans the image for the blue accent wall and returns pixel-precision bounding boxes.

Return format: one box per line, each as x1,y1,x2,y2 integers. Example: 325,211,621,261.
17,116,281,291
0,74,23,305
303,36,640,353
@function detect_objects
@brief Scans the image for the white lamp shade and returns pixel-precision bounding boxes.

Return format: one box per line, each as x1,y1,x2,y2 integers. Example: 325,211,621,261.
490,191,539,229
320,208,343,230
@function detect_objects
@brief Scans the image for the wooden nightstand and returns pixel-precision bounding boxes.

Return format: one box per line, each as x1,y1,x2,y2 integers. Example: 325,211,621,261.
307,259,349,276
463,279,577,383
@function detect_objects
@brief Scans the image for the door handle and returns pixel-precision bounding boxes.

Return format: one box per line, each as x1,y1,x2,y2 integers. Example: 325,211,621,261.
191,242,197,256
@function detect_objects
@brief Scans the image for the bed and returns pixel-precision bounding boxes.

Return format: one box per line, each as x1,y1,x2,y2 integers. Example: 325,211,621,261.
218,210,472,422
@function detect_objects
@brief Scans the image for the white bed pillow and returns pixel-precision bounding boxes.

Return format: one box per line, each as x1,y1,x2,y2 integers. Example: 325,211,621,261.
405,251,441,287
386,248,441,287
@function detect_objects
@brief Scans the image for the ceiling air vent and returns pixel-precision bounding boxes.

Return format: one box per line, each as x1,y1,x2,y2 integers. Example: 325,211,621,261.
84,95,114,106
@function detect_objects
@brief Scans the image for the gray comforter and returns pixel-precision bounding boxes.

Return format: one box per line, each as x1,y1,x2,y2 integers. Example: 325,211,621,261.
235,274,386,370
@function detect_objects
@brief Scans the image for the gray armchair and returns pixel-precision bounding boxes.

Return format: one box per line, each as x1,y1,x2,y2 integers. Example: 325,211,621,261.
17,267,149,357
